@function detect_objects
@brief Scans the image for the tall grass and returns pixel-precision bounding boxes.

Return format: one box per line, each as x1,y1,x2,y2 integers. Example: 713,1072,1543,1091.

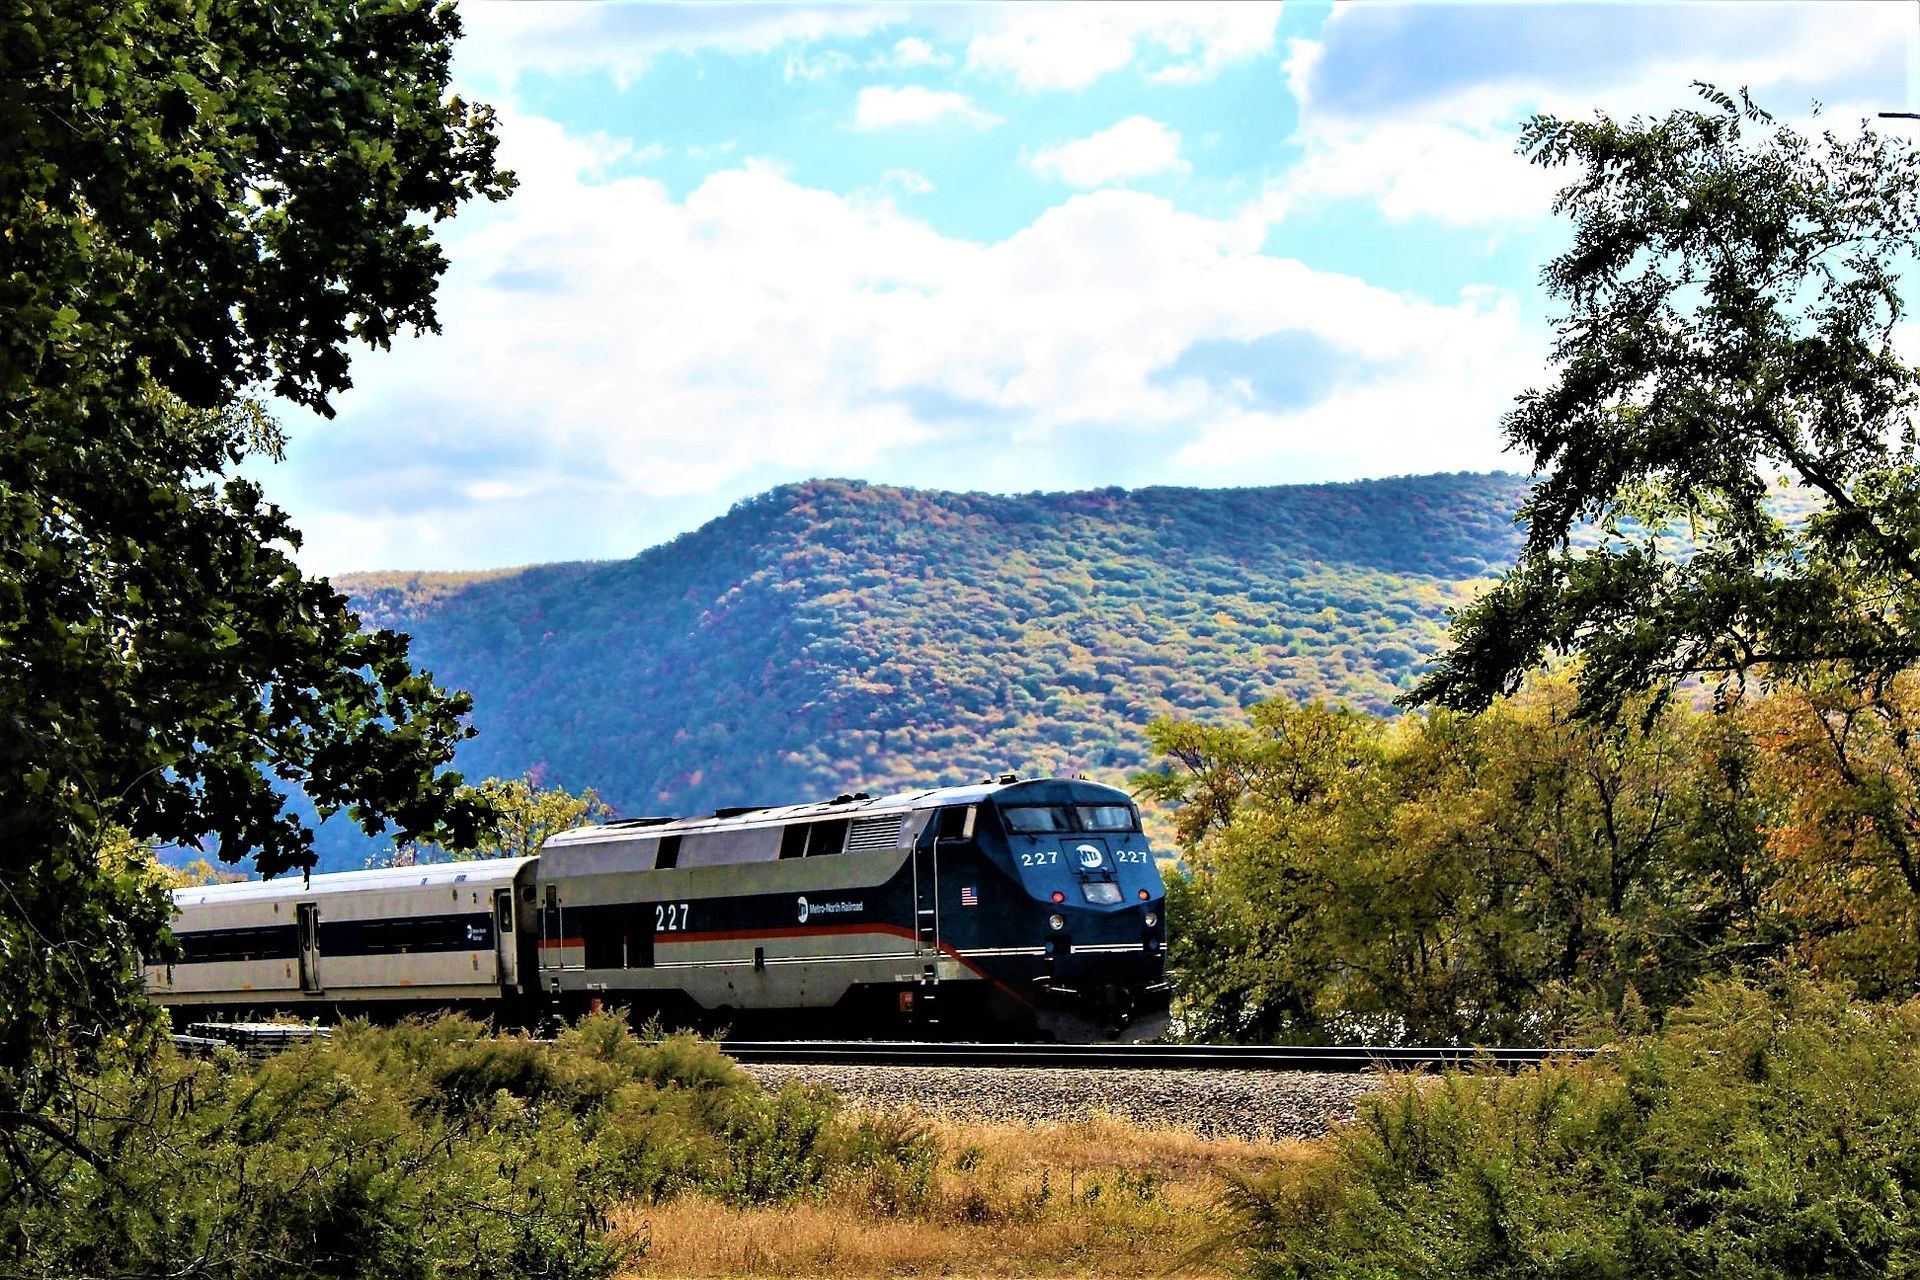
622,1115,1294,1277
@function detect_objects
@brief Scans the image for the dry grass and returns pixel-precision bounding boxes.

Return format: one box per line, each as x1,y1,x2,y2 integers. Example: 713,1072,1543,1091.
618,1111,1303,1278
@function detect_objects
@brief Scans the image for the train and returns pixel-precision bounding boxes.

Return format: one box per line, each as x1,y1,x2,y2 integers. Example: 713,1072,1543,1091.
147,775,1171,1041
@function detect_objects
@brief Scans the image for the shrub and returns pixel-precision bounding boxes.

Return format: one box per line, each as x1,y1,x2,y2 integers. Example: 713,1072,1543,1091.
713,1082,841,1205
832,1110,939,1215
1223,976,1920,1280
0,1014,925,1278
2,1033,626,1280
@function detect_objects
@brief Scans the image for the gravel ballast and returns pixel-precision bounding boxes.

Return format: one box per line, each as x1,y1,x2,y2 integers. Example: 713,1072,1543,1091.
738,1064,1383,1141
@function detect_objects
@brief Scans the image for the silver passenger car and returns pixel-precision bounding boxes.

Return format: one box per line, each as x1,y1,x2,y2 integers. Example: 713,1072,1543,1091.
149,858,538,1016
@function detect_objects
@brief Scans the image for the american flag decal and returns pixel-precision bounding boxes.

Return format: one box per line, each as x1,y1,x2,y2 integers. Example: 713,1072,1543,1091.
960,885,979,907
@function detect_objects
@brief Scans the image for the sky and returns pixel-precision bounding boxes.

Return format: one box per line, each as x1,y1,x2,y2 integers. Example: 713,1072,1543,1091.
259,1,1919,575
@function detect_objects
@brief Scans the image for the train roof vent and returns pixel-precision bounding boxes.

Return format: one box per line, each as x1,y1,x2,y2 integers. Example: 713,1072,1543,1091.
607,816,677,827
845,815,906,853
712,805,767,819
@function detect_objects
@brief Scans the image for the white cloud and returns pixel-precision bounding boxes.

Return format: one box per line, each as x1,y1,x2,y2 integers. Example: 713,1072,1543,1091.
1271,120,1559,227
453,3,904,86
880,36,951,69
784,47,858,84
288,106,1540,572
1301,2,1903,123
1274,2,1914,227
966,2,1281,91
882,168,935,195
854,85,1000,130
1027,117,1188,188
1176,289,1537,478
451,3,1280,97
1281,37,1323,108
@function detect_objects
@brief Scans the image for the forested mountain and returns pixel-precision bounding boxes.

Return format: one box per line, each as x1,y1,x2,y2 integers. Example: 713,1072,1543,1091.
318,474,1531,868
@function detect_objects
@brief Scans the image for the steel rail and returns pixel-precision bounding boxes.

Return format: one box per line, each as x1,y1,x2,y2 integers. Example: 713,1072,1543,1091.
166,1026,1598,1072
717,1040,1600,1072
174,1022,333,1057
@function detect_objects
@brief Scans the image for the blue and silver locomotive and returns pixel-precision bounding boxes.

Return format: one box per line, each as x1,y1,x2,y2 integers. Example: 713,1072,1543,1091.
149,775,1171,1041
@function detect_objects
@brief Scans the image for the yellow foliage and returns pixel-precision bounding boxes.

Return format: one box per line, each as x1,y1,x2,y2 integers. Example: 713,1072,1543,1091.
1746,672,1920,996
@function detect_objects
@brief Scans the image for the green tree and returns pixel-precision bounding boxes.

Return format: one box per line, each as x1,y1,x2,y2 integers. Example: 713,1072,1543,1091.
472,774,617,859
378,774,616,865
2,0,509,1185
1141,683,1781,1044
1748,672,1920,996
1139,701,1390,1043
161,857,247,889
1409,88,1920,719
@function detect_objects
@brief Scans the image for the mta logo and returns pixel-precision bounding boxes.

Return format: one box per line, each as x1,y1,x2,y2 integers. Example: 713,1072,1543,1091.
796,896,809,924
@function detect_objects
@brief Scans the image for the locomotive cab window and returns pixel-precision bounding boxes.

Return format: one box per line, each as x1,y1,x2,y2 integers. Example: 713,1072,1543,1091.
933,806,975,840
779,819,849,858
1076,805,1137,832
1002,805,1073,833
806,818,849,856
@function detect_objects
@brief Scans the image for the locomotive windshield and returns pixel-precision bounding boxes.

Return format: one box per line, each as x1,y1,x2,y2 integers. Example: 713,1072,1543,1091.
1001,803,1140,834
1003,806,1073,833
1076,805,1135,832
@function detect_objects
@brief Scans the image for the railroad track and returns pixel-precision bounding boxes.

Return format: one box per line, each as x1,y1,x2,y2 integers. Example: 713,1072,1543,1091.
172,1022,333,1057
717,1040,1598,1072
169,1024,1593,1073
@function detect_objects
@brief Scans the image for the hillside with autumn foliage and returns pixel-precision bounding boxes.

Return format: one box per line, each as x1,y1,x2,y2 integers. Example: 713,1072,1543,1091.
318,474,1529,865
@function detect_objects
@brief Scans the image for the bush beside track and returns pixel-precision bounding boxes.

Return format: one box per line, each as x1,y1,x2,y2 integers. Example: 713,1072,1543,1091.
9,977,1915,1278
1222,977,1920,1279
1,1015,933,1279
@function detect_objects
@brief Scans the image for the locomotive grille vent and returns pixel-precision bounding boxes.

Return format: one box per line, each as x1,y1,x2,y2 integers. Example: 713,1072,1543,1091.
845,816,906,853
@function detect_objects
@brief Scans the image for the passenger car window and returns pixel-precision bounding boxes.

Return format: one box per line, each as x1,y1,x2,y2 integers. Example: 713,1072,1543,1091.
1076,805,1136,832
1002,805,1073,833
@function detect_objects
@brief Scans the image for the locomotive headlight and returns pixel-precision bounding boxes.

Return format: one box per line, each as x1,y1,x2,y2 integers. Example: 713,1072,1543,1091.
1144,911,1159,928
1048,913,1066,931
